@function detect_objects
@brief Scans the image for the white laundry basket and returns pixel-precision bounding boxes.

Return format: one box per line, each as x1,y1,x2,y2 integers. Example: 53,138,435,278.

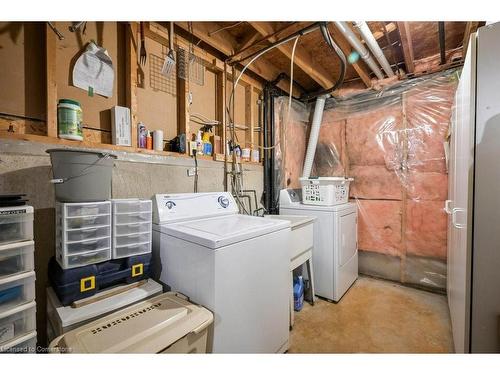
299,177,353,206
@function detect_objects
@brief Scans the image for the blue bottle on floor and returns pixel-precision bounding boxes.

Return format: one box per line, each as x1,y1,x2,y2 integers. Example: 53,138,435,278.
293,275,304,311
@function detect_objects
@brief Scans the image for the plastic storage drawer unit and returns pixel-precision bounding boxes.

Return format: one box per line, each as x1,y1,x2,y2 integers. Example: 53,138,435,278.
48,254,152,306
0,206,34,245
0,330,37,353
0,271,36,313
49,292,214,353
0,301,36,347
0,241,35,279
112,199,152,259
56,201,112,269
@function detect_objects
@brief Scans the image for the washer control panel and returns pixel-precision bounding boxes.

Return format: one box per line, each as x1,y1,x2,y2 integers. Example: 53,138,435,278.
153,192,238,224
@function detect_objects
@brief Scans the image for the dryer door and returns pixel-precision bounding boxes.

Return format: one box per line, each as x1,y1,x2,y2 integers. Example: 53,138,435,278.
339,212,357,266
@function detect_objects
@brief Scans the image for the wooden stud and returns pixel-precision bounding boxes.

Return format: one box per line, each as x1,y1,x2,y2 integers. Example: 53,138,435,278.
397,22,415,74
248,22,335,89
45,22,57,138
245,85,256,150
216,68,227,158
125,22,139,148
176,75,190,154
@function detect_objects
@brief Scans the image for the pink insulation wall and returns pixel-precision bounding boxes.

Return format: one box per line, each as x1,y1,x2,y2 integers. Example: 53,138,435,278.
277,71,458,291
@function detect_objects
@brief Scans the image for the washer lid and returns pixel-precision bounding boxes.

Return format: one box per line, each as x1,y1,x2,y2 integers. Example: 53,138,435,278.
161,214,290,249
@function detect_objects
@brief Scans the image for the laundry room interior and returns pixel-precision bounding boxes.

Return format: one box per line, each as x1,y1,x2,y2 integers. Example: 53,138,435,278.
0,2,499,362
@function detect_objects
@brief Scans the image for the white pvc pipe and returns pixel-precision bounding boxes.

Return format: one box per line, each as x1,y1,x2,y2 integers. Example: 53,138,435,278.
353,21,395,77
302,95,327,178
334,21,384,80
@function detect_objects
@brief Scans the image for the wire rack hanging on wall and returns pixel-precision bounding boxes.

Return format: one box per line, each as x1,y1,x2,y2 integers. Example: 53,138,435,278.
149,53,177,96
177,47,205,86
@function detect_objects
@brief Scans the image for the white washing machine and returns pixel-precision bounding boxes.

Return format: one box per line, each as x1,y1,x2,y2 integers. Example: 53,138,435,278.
280,189,358,302
152,192,290,353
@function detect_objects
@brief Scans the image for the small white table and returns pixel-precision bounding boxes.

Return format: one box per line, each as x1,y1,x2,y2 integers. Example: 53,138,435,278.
266,214,316,328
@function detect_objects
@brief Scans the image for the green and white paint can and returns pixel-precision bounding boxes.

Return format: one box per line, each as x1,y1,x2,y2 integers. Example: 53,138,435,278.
58,99,83,141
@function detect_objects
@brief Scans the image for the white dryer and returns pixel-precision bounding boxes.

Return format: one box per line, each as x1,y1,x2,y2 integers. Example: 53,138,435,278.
152,192,290,353
279,189,358,302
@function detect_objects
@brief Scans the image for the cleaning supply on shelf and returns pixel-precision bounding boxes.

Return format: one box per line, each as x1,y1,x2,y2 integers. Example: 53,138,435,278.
57,99,83,141
202,131,212,156
146,131,153,150
137,123,147,148
196,131,204,155
153,130,164,151
293,275,304,312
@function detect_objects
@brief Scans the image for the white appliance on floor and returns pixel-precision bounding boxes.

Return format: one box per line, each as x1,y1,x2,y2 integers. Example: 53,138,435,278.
279,189,358,302
447,23,500,353
152,192,290,353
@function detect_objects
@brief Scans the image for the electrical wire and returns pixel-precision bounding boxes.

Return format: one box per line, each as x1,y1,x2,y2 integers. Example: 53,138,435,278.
208,22,244,36
226,35,300,152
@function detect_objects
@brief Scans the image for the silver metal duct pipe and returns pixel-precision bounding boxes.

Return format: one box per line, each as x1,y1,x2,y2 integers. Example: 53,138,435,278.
353,21,395,77
334,21,384,80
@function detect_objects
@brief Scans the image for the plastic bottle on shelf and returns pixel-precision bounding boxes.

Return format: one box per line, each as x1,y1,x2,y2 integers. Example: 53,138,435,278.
146,131,153,150
196,131,204,155
137,123,147,148
202,132,212,156
293,275,304,312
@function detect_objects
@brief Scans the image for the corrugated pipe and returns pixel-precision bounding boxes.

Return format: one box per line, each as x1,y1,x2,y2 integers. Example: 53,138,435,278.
334,21,384,80
302,95,328,178
353,21,395,77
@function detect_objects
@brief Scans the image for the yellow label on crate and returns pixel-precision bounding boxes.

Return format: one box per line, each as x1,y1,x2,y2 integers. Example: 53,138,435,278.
80,276,96,292
132,263,144,277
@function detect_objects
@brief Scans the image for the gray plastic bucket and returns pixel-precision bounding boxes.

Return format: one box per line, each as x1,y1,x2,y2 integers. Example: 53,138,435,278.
46,149,117,202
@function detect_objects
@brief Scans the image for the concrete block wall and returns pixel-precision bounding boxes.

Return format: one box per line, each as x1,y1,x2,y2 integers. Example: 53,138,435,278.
0,139,264,347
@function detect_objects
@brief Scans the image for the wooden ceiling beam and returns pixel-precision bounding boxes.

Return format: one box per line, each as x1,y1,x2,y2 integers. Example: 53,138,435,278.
328,26,372,88
248,21,335,89
237,30,261,52
175,22,283,85
397,22,415,74
462,21,480,56
372,22,397,41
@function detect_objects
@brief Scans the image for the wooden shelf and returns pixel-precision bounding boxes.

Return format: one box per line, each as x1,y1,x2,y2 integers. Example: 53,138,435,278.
0,132,263,166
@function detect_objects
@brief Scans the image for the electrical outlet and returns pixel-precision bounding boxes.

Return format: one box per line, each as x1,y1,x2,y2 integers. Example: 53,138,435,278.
187,168,196,177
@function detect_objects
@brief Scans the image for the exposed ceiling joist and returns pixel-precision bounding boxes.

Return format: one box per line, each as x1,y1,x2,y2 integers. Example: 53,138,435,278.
236,30,261,52
174,22,283,85
397,22,415,74
328,26,372,87
462,21,480,56
248,21,335,89
372,22,397,40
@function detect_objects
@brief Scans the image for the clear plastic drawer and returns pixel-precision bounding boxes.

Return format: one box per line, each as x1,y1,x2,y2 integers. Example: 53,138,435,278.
64,202,111,218
0,209,34,245
57,248,111,269
0,241,34,279
114,232,151,247
114,222,151,236
0,272,35,314
114,212,152,225
0,302,36,347
63,237,110,255
65,215,111,229
65,226,110,242
113,242,151,259
0,330,37,353
112,199,152,214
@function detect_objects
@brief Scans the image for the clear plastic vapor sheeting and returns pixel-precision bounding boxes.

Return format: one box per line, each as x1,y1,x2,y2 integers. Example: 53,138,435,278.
275,69,459,291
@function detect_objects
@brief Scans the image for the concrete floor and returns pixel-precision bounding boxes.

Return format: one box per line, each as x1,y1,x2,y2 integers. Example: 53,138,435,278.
289,276,454,353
